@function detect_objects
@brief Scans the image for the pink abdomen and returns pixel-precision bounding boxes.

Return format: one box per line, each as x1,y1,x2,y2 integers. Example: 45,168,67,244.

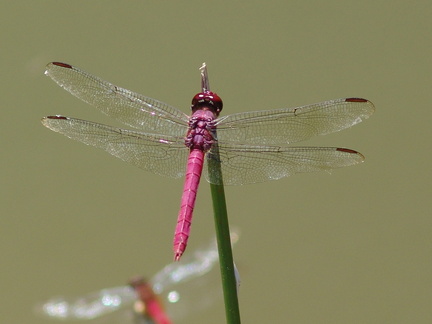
173,149,205,261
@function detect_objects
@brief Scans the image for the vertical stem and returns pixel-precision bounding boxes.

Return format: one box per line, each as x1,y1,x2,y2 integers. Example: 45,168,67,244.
200,63,241,324
209,163,241,324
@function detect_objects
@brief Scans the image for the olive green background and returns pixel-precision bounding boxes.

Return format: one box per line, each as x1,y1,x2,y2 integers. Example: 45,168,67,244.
1,1,431,323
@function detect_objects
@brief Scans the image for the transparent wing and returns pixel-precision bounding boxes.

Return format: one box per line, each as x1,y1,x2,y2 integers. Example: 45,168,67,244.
37,286,137,320
151,230,240,321
205,144,365,185
45,62,190,136
151,229,240,294
42,116,188,179
36,232,240,322
214,98,375,145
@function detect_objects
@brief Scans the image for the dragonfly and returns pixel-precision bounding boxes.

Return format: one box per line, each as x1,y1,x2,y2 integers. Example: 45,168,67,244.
41,62,375,260
37,231,240,324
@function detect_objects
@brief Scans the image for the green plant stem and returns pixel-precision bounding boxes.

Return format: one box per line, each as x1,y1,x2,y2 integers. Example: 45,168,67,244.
208,146,241,324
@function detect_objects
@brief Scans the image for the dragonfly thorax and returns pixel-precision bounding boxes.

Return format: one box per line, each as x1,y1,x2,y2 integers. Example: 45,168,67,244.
186,112,216,151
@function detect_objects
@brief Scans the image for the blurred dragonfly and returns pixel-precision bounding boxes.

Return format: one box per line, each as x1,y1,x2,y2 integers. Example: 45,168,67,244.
37,231,240,323
41,62,374,260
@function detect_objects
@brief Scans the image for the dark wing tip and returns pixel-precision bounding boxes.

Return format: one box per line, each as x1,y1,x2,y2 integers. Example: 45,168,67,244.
337,147,365,161
345,98,368,103
345,97,375,117
44,115,68,120
50,62,73,69
336,147,358,154
41,115,69,127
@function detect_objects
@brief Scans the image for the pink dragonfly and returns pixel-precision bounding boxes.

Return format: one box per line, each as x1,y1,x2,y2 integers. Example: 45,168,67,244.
37,231,240,323
41,62,375,260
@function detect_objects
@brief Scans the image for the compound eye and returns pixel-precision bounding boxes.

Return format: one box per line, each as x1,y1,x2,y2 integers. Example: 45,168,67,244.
209,92,223,112
191,93,206,106
191,91,223,113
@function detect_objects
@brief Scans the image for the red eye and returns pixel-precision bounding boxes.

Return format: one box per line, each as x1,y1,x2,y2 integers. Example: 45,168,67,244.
191,91,223,112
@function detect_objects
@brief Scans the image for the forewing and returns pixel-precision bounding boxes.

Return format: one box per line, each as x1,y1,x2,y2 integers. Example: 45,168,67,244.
150,230,240,294
45,62,189,136
150,231,240,321
214,98,374,145
205,144,365,185
42,116,188,179
150,240,219,295
37,286,137,320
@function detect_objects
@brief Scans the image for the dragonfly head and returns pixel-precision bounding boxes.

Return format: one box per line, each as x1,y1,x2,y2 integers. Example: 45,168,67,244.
191,91,223,116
